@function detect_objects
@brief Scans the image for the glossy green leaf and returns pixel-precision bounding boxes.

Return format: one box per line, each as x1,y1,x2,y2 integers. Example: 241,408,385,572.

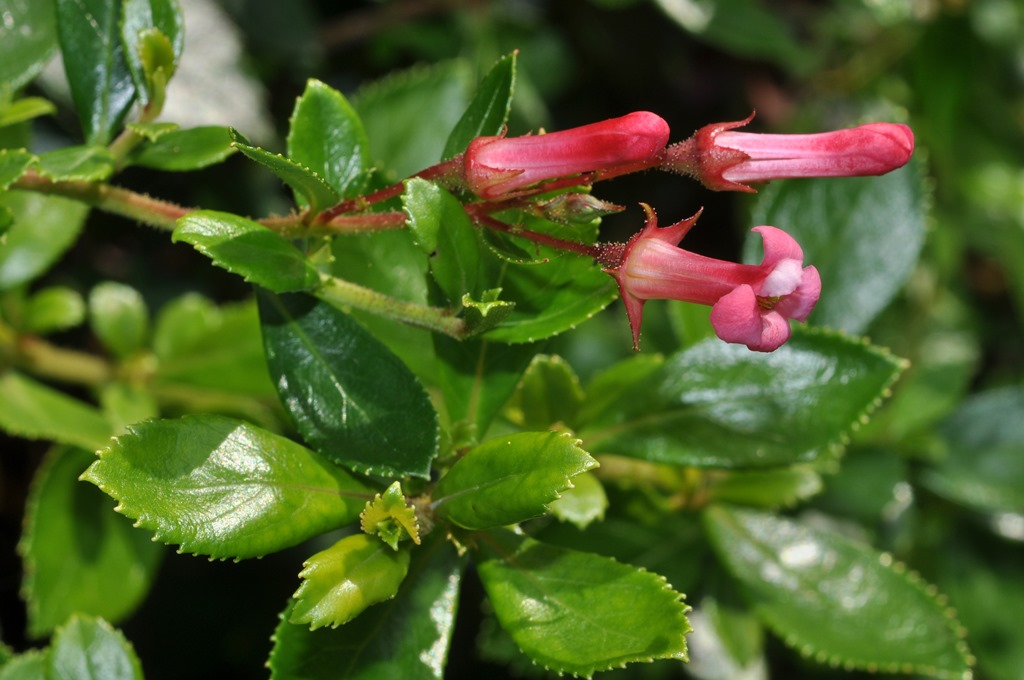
49,615,143,680
173,210,321,292
921,385,1024,515
441,51,516,159
56,0,137,145
269,534,463,680
81,414,373,559
0,650,48,680
22,286,86,335
0,97,56,128
0,149,35,189
35,145,115,181
258,292,439,479
353,60,474,179
433,432,597,530
287,79,370,202
704,505,972,678
290,534,411,630
20,447,162,637
579,329,905,468
706,466,823,509
129,126,236,171
231,129,340,214
506,354,585,430
547,471,607,529
433,335,538,439
121,0,184,105
403,178,483,304
477,531,690,677
88,282,148,358
750,160,926,334
0,372,111,450
0,0,58,90
0,192,89,290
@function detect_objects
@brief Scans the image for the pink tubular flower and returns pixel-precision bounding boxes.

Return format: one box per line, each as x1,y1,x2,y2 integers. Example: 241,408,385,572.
604,205,821,352
463,112,670,199
663,114,914,192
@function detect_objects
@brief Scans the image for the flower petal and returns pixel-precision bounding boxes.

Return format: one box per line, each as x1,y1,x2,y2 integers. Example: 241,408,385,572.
710,285,763,348
774,265,821,321
754,225,803,267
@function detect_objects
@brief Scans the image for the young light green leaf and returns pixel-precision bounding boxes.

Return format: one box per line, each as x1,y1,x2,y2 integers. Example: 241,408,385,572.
750,159,926,334
23,286,86,335
360,482,420,550
35,145,115,181
547,471,608,529
432,432,597,530
477,531,690,677
0,149,36,189
290,534,411,630
56,0,137,145
403,177,483,305
49,615,143,680
506,354,585,431
287,79,370,201
0,97,56,128
0,649,48,680
921,385,1024,516
88,282,148,358
0,372,111,451
579,328,905,468
231,130,340,214
704,505,973,678
20,447,163,638
269,535,463,680
0,0,58,90
258,292,439,479
81,414,374,559
151,292,219,360
173,210,321,293
126,121,179,141
0,192,89,290
130,126,236,171
121,0,184,105
442,51,516,159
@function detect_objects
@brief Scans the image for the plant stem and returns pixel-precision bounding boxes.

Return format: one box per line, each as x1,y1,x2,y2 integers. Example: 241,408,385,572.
0,322,113,386
315,273,467,338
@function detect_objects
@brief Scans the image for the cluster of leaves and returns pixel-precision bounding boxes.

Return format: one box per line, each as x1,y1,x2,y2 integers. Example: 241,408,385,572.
2,1,1022,679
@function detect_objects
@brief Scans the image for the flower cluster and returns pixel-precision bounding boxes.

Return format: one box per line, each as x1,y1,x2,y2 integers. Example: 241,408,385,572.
460,112,913,351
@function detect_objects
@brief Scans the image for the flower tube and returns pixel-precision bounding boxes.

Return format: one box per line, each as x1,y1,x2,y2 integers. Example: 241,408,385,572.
604,205,821,351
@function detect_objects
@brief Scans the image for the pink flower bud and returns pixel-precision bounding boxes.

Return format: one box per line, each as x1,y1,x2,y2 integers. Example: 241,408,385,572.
463,112,670,199
663,114,914,192
604,205,820,351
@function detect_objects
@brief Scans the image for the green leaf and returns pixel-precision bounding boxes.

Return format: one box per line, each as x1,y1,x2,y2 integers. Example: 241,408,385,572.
173,210,321,293
0,372,111,450
258,292,439,479
547,471,608,529
506,354,585,431
98,381,158,434
88,282,148,358
151,292,218,359
921,385,1024,516
403,178,483,305
231,129,340,214
0,192,89,290
22,286,86,335
287,79,370,202
0,97,56,128
750,159,926,334
125,121,178,141
477,531,690,677
129,126,236,171
290,534,411,630
353,60,474,180
442,51,516,159
704,506,973,678
49,615,143,680
360,482,420,550
433,335,538,439
0,0,58,91
579,328,905,468
686,597,766,679
705,466,823,509
20,447,162,638
56,0,137,145
35,145,115,182
269,534,463,680
0,650,48,680
81,414,373,559
121,0,184,105
433,432,597,530
0,149,35,189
